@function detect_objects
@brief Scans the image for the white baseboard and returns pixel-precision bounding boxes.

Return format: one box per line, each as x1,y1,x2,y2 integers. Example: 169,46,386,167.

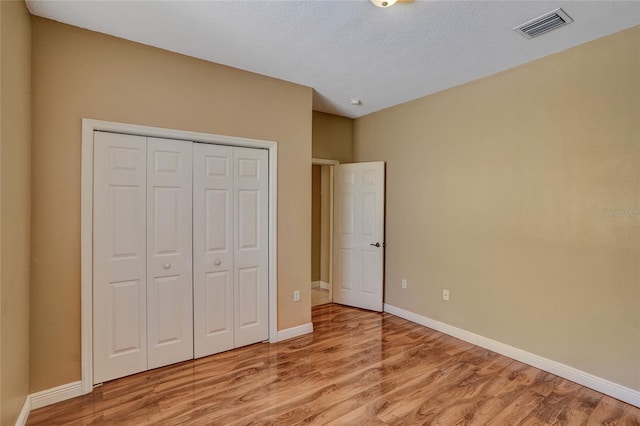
384,303,640,408
29,381,83,411
15,396,30,426
276,322,314,342
311,281,331,290
13,381,82,425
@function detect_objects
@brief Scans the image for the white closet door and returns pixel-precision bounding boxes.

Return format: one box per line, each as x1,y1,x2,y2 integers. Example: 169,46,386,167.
193,143,235,357
234,147,269,347
146,137,194,369
93,132,148,384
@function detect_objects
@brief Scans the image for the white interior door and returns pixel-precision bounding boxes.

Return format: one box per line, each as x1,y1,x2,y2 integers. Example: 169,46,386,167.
93,132,148,383
333,162,385,312
234,147,269,347
193,143,235,357
146,137,194,369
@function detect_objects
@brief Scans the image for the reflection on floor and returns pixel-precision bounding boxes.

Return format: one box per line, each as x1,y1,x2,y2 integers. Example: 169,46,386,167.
311,287,330,306
26,304,640,425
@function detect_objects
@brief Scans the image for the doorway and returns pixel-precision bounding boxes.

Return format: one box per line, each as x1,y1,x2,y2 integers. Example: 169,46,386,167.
311,159,338,306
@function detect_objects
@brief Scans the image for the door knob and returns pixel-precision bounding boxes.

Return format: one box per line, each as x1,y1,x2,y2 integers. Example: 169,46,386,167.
215,260,222,266
370,242,381,247
163,263,171,269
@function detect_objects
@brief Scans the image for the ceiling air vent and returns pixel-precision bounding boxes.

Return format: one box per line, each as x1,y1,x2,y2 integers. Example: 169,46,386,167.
514,8,573,39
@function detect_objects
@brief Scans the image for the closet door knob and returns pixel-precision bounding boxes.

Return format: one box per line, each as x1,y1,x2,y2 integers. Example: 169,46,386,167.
215,260,222,266
163,263,171,269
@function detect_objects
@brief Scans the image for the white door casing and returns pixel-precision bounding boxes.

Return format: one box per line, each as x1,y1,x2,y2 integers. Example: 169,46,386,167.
146,138,194,369
234,147,269,347
333,162,385,312
193,143,235,357
93,132,148,383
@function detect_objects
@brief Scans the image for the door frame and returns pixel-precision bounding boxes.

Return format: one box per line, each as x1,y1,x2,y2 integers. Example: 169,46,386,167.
311,158,338,303
81,118,278,393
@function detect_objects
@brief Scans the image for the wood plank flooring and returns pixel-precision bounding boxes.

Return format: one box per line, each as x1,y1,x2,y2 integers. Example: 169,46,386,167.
28,304,640,425
311,287,330,307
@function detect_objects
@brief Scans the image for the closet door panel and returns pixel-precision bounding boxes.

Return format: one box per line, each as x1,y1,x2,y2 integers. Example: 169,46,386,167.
147,137,194,369
93,132,148,384
238,267,259,327
193,143,235,357
234,147,269,347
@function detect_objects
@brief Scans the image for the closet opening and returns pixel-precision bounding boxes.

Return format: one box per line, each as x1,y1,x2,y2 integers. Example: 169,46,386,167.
81,119,278,393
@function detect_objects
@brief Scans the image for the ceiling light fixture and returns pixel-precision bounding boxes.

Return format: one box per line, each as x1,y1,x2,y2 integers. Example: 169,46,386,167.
350,99,362,106
370,0,397,8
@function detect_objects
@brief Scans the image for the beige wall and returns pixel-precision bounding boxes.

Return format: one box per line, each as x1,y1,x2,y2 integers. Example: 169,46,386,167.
311,165,321,281
312,111,353,163
311,111,354,287
354,26,640,391
0,1,31,424
31,17,312,393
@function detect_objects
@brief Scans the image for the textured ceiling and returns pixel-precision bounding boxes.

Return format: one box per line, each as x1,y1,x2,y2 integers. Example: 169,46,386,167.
26,1,640,118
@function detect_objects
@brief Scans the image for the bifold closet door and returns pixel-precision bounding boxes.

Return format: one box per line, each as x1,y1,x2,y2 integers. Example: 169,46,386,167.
93,132,148,383
193,144,269,357
234,147,269,347
193,144,235,357
93,132,194,383
95,133,268,380
146,137,194,369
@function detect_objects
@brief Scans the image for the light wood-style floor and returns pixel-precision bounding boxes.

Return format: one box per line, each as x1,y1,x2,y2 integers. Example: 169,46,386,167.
28,304,640,425
311,287,330,307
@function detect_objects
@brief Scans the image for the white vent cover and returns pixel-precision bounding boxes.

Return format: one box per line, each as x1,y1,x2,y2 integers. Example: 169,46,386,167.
514,8,574,39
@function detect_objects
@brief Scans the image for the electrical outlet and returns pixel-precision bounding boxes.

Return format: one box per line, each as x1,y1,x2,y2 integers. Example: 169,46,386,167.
443,289,449,301
401,279,407,289
293,290,300,302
